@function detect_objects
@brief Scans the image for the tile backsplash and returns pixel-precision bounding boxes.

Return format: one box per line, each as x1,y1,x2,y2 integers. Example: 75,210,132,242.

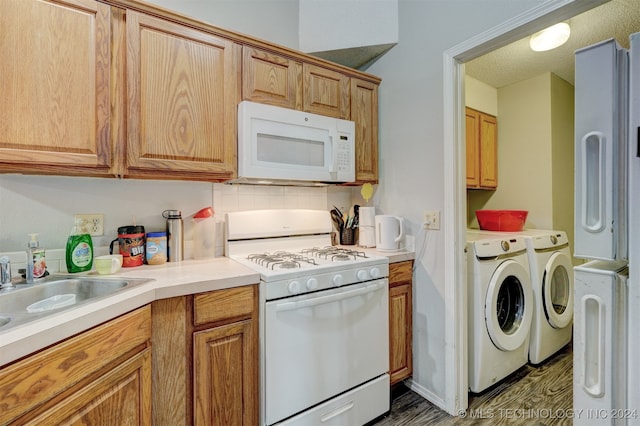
0,175,356,275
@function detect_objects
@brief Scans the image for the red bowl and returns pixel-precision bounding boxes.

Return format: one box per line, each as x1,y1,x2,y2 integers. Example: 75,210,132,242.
475,210,528,232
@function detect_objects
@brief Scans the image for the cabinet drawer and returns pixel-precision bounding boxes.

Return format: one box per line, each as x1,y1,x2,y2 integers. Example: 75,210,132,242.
0,306,151,424
389,261,413,285
193,285,257,326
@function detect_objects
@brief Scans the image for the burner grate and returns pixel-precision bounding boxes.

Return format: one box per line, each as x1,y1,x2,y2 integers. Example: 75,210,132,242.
246,251,320,269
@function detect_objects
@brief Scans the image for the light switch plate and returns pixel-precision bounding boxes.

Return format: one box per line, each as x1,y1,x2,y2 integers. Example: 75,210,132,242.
74,214,104,236
423,210,440,230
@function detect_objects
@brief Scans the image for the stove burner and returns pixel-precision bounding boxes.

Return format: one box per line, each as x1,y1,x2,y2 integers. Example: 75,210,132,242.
245,247,369,270
332,254,351,261
276,260,300,269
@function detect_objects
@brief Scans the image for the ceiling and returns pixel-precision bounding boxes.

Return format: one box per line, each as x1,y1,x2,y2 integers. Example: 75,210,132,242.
465,0,640,88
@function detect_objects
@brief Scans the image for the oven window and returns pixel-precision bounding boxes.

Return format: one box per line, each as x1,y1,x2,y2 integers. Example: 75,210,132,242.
257,133,324,166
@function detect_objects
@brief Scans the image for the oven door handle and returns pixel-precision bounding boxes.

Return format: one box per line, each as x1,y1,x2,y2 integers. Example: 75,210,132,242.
275,281,386,312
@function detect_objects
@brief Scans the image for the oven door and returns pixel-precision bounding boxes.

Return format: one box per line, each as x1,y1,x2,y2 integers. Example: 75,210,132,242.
264,279,389,425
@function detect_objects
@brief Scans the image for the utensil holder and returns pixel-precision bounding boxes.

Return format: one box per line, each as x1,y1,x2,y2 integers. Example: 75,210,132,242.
340,228,356,245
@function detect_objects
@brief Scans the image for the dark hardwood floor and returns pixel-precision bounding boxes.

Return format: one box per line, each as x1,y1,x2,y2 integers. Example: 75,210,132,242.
374,344,573,425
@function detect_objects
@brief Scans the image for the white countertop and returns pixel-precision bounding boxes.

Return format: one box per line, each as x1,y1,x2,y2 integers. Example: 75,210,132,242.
340,246,416,264
0,257,259,367
0,250,415,367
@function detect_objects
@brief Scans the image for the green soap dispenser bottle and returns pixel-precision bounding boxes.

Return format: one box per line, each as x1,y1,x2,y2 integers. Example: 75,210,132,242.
66,228,94,273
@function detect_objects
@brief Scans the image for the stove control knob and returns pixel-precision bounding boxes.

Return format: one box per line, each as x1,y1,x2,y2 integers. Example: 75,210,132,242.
333,274,344,286
357,269,369,281
306,278,318,290
288,280,301,294
370,267,382,279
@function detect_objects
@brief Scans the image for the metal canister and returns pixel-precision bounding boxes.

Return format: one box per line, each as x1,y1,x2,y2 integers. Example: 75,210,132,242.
162,210,184,262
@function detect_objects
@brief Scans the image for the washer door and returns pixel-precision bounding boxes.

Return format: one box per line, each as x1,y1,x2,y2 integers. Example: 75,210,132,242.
542,251,574,329
485,259,533,351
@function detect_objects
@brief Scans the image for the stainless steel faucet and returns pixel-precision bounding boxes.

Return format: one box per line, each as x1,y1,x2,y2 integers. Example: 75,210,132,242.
0,256,13,288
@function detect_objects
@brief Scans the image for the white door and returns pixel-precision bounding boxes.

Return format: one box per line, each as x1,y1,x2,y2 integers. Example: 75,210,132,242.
573,261,628,425
574,39,628,261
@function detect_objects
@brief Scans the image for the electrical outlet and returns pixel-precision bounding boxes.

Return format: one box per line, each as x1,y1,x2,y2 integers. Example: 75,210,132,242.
74,214,104,236
423,210,440,230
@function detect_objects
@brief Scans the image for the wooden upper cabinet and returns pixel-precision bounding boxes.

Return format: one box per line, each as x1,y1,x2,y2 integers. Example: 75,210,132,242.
303,63,350,119
242,47,302,110
125,11,241,181
351,78,379,184
0,0,113,175
466,107,498,189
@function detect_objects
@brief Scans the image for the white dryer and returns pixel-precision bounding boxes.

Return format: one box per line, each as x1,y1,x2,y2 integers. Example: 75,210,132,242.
522,230,574,365
466,231,534,393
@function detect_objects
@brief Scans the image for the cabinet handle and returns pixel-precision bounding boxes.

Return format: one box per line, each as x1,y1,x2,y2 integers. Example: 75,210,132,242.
582,295,605,398
580,131,606,233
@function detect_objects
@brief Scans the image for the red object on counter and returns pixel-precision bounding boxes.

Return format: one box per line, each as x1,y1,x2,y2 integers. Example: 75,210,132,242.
476,210,528,232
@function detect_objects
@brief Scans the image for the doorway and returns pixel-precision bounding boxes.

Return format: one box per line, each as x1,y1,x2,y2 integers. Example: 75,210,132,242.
442,0,610,415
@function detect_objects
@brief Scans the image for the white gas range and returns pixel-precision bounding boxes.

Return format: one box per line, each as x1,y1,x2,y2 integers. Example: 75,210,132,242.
226,209,390,426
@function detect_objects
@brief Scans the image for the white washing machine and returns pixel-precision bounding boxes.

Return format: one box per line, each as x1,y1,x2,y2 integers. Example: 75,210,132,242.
522,230,574,365
466,231,534,393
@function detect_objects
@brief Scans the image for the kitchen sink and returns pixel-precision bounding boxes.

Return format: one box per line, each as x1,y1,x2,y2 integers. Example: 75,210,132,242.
0,275,153,330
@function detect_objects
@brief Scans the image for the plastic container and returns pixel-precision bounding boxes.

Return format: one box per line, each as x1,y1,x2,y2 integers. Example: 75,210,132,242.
192,207,216,259
109,225,145,267
66,229,94,273
476,210,528,232
146,232,167,265
27,233,46,281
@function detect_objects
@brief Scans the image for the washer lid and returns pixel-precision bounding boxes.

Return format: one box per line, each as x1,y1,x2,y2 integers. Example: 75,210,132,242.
543,252,574,328
485,259,533,351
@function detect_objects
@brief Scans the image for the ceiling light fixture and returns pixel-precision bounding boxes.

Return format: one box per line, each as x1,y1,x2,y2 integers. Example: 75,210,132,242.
529,23,571,52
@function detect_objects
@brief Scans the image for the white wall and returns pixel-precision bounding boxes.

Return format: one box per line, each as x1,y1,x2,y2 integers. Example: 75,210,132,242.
465,75,498,116
466,72,575,243
143,0,300,49
365,0,544,407
298,0,398,53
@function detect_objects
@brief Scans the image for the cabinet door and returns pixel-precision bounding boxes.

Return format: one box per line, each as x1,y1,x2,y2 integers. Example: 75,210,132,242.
126,11,240,180
22,349,152,425
242,47,302,110
389,261,413,385
303,63,350,119
193,320,258,426
351,78,379,184
0,0,113,175
465,108,481,188
465,108,497,189
479,113,498,188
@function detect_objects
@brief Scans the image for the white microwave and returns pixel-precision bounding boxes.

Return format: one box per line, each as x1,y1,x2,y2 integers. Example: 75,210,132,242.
234,101,355,185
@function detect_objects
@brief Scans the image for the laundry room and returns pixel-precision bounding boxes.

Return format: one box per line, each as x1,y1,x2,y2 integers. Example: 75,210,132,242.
459,0,640,417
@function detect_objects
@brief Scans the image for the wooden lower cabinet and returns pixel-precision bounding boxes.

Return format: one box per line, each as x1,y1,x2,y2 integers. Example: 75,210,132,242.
389,260,414,385
0,306,152,425
152,285,259,426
